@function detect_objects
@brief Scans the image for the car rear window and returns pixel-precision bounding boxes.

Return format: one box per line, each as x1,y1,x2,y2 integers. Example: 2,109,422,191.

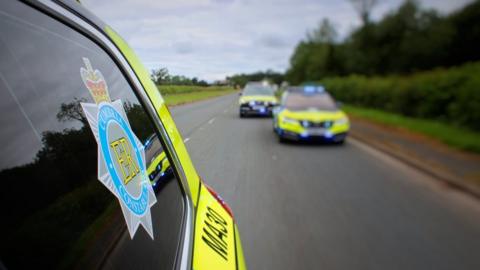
284,92,337,111
243,85,274,96
0,1,184,269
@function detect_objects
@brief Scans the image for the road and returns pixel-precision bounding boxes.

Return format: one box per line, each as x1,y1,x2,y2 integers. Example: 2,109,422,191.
170,93,480,270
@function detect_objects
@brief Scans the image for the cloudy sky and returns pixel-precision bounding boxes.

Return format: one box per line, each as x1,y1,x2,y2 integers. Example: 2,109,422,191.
82,0,471,81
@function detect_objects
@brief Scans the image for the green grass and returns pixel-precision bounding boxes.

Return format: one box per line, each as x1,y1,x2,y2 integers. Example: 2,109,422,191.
162,87,237,106
344,105,480,153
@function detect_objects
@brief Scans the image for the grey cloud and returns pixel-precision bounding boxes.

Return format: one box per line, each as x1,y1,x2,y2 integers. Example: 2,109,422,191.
258,34,288,49
173,41,194,54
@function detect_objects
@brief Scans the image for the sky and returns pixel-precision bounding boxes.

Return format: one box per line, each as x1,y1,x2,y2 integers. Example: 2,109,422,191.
82,0,472,82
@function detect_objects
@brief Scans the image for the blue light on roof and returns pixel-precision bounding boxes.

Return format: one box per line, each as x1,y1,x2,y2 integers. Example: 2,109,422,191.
304,86,316,93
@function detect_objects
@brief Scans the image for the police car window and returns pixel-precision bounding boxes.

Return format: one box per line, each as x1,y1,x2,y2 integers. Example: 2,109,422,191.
285,93,337,111
243,85,274,96
0,2,184,269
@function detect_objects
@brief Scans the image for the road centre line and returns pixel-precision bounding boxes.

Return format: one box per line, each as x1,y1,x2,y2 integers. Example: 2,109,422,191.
208,118,215,124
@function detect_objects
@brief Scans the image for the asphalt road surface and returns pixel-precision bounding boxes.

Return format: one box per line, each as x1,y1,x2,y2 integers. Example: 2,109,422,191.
170,93,480,270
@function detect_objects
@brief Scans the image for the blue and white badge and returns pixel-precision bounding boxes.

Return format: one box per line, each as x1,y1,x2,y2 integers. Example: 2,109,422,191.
80,57,156,239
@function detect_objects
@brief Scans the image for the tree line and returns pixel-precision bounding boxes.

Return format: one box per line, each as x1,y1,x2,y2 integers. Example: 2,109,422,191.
226,70,285,88
151,67,209,86
286,0,480,84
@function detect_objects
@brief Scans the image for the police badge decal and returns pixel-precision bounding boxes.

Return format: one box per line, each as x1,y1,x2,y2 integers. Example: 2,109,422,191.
80,57,157,239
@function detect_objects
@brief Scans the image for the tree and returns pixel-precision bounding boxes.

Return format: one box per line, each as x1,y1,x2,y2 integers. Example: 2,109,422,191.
56,97,88,127
307,18,337,43
286,0,478,80
349,0,378,25
226,71,285,88
150,68,169,85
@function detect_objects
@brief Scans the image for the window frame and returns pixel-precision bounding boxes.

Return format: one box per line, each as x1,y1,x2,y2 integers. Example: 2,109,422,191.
18,1,195,269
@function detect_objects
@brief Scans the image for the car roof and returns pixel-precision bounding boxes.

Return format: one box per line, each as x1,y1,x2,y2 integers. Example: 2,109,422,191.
37,0,108,35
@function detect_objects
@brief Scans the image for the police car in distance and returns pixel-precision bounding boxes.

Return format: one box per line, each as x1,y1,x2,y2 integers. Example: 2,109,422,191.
239,82,278,117
273,86,349,143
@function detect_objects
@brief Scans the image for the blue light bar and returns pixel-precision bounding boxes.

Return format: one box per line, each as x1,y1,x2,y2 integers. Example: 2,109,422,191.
304,86,316,93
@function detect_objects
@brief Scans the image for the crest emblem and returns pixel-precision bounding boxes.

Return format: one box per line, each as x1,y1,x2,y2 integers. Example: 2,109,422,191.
80,57,157,239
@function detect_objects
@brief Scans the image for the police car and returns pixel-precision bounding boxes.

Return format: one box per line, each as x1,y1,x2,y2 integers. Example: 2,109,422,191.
0,1,245,270
273,86,349,143
239,82,278,117
144,133,174,192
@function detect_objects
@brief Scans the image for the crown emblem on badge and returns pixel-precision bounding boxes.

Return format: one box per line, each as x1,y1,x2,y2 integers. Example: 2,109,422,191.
80,57,111,104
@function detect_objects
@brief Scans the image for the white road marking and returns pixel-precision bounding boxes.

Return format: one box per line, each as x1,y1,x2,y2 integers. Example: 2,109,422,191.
208,118,215,124
223,109,228,113
184,137,190,143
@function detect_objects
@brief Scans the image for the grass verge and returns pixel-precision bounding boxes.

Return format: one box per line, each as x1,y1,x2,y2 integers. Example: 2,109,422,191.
163,89,237,106
344,105,480,153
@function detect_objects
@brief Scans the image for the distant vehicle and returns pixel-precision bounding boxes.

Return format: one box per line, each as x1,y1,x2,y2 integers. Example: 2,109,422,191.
239,82,278,117
273,86,349,143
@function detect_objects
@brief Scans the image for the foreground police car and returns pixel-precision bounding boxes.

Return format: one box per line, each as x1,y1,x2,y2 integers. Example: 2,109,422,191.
239,82,277,117
273,86,349,143
0,1,245,270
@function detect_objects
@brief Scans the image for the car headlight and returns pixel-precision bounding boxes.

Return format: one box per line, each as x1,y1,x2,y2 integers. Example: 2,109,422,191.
335,117,348,125
282,117,299,125
301,120,310,127
249,101,256,106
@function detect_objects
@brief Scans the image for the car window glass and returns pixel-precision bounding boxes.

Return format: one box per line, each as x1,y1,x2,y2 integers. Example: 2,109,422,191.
0,2,184,269
285,93,337,111
243,85,274,96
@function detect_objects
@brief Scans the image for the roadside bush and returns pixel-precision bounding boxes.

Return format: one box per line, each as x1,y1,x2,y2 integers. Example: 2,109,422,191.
322,62,480,131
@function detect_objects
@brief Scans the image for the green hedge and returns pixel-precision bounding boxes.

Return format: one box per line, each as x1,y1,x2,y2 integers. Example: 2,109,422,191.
321,62,480,131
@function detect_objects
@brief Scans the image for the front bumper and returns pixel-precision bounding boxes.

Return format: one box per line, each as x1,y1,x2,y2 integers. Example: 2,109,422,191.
240,103,274,116
275,119,349,142
277,128,347,142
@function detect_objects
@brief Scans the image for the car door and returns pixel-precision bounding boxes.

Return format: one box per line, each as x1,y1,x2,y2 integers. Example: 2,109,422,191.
0,1,190,269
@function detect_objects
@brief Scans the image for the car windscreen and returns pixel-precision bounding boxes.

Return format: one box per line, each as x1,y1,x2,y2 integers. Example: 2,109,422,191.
284,92,337,111
243,85,274,96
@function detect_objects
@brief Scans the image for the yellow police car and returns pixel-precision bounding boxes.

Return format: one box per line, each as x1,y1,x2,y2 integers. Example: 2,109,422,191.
239,82,278,117
273,86,349,143
144,133,174,191
0,1,245,270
